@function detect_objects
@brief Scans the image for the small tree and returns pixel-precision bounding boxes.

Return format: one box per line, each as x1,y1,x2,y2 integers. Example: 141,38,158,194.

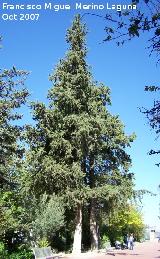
105,205,145,243
32,194,65,244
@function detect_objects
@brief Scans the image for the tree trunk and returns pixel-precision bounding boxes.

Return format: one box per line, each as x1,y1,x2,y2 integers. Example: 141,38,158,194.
72,203,82,254
90,199,99,250
89,157,99,250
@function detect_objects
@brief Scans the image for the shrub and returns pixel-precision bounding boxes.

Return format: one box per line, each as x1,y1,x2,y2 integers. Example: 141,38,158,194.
0,241,8,257
100,234,110,249
37,237,50,248
9,250,33,259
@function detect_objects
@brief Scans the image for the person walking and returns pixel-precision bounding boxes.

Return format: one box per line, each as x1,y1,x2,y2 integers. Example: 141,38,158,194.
129,234,134,250
126,234,129,249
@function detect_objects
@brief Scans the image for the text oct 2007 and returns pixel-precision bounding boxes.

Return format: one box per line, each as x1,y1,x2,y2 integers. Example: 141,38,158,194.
0,2,137,21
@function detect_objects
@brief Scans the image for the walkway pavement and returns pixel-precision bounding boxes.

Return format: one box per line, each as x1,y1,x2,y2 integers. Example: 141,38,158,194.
65,240,160,259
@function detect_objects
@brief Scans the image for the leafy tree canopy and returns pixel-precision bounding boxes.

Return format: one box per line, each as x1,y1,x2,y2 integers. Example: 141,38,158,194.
105,205,145,242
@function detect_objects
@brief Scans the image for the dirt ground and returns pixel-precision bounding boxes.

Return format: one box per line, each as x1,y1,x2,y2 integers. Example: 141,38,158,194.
62,240,160,259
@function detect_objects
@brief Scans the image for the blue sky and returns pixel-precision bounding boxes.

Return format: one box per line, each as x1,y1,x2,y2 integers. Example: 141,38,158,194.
1,0,160,228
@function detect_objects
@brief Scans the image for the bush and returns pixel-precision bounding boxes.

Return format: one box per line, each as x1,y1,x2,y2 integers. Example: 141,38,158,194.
9,250,33,259
37,237,50,248
0,242,8,257
100,234,110,249
0,242,33,259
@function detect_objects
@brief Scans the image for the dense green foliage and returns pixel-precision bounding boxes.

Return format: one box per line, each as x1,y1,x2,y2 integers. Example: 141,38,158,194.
0,242,33,259
0,67,29,252
0,68,29,181
105,205,145,243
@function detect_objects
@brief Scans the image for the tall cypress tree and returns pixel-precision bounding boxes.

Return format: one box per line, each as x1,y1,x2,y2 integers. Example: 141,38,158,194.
25,15,135,253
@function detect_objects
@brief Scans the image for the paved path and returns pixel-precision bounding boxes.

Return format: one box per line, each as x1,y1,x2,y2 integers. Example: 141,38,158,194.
65,241,160,259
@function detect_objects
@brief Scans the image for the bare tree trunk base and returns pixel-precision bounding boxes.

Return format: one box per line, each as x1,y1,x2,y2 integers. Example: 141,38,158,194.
90,199,99,251
72,203,82,254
